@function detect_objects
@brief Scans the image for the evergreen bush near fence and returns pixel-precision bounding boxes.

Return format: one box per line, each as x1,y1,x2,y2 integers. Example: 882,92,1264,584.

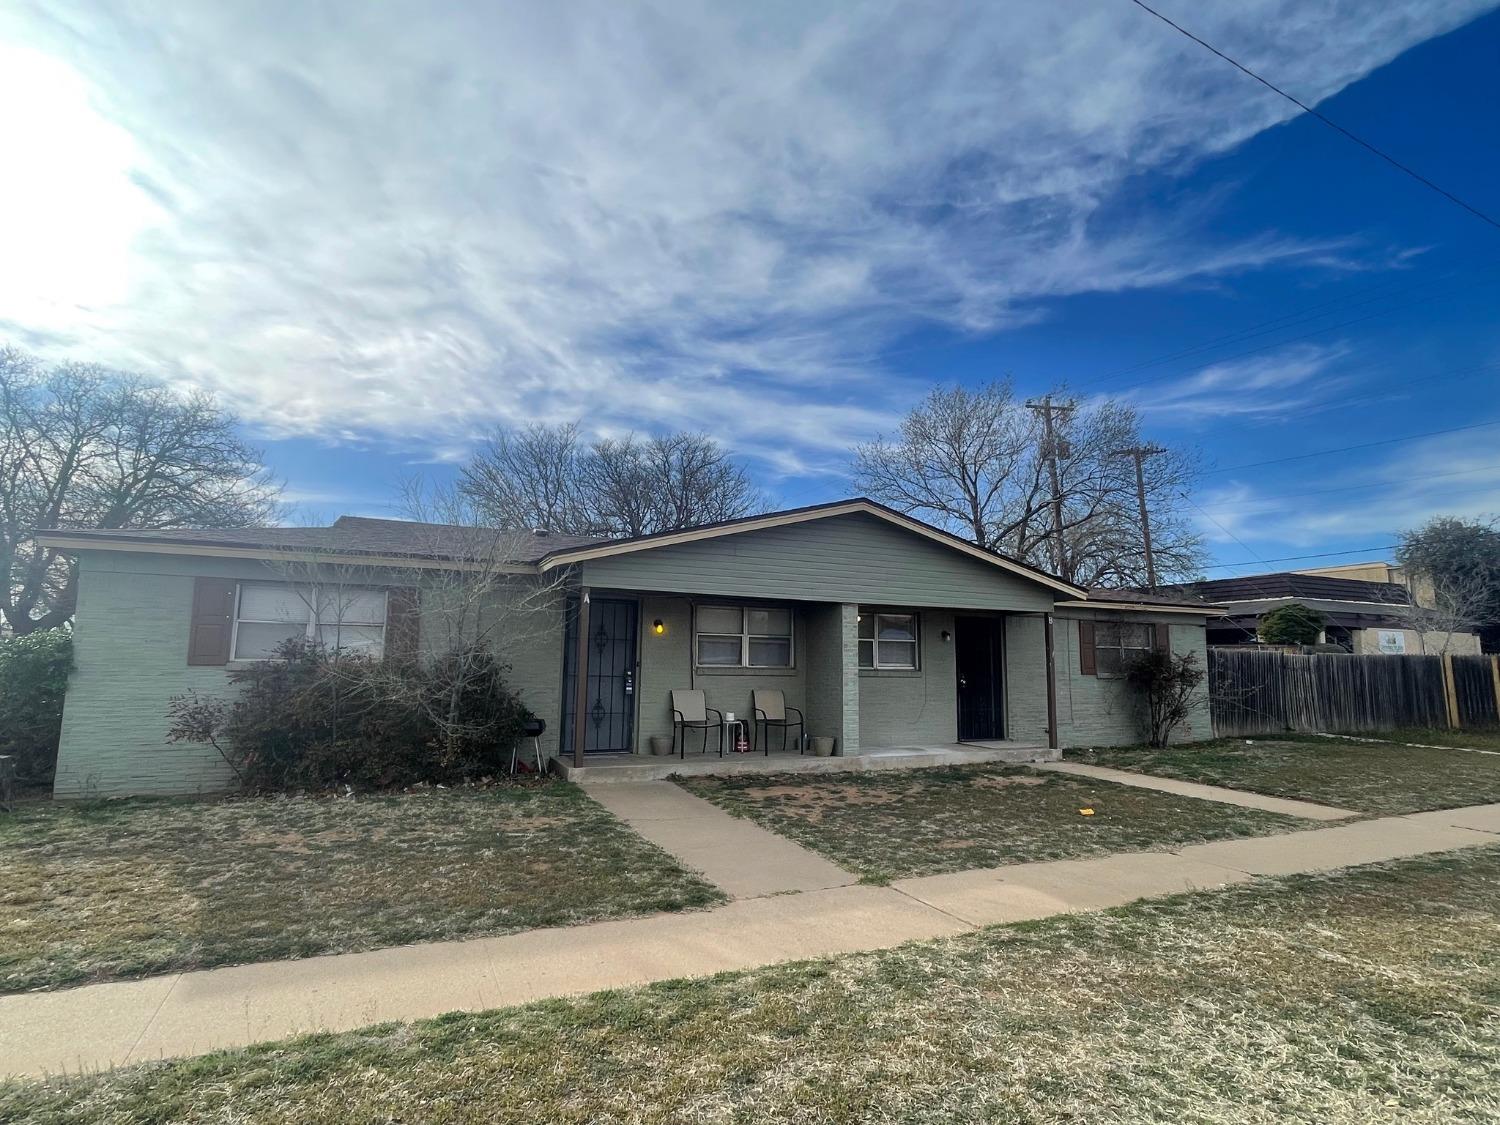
0,629,73,786
167,638,532,792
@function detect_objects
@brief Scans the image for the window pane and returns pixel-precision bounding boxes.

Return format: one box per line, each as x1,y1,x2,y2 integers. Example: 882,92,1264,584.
1121,624,1153,650
858,639,874,668
318,588,387,626
697,606,742,635
316,624,384,654
748,637,791,667
1094,621,1121,646
746,608,790,637
877,640,917,668
858,613,874,640
1095,647,1122,675
239,583,310,623
234,621,306,660
697,635,742,666
876,615,916,642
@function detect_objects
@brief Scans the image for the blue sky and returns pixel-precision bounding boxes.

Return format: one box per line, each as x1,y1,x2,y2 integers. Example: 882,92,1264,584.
1,2,1497,576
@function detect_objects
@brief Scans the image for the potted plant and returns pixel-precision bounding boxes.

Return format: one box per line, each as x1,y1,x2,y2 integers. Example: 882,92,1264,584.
809,736,836,757
648,735,674,756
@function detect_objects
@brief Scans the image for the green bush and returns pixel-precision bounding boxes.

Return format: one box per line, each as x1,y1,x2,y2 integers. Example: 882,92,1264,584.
167,638,530,792
1258,603,1325,646
0,629,74,785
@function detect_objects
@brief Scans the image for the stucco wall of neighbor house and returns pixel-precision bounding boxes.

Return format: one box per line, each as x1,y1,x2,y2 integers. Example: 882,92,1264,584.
53,551,569,798
1349,625,1483,657
857,608,957,747
578,512,1057,612
634,595,809,754
1052,611,1213,748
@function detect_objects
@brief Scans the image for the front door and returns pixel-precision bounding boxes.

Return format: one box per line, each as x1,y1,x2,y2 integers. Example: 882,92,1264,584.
562,597,639,753
955,616,1005,741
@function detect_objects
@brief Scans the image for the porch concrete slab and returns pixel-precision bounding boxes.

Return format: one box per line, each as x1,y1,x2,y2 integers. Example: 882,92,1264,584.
1037,761,1357,820
0,971,180,1078
1175,817,1495,876
2,885,967,1079
893,851,1253,927
583,780,857,898
1399,803,1500,835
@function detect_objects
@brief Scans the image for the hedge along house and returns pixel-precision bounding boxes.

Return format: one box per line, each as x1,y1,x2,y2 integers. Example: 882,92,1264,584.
38,499,1221,798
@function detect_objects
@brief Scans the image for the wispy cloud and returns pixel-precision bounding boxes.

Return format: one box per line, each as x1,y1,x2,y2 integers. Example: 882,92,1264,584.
1132,343,1355,422
0,1,1489,473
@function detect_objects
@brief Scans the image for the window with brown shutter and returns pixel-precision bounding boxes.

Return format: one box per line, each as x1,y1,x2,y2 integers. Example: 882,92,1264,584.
1153,623,1171,653
385,587,421,662
1078,620,1096,676
187,578,237,666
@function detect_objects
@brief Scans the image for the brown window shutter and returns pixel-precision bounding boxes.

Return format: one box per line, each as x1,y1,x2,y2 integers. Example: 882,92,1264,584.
1153,623,1171,653
1078,620,1096,676
187,578,236,666
385,587,421,662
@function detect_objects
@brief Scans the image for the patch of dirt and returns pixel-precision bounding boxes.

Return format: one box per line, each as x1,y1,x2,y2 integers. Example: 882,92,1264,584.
969,775,1047,790
746,784,906,824
238,827,391,854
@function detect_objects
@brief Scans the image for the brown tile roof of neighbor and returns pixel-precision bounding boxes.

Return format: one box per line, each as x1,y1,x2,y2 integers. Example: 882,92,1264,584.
1082,587,1224,609
1167,572,1413,607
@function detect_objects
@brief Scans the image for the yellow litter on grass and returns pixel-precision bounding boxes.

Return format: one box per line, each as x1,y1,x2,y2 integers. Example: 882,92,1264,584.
1079,807,1096,816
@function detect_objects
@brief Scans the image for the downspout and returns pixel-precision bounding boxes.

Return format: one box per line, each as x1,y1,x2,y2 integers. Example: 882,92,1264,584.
1043,612,1059,751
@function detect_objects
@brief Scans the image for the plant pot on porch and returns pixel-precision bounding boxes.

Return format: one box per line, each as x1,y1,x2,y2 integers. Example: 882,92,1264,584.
648,735,675,756
809,737,837,757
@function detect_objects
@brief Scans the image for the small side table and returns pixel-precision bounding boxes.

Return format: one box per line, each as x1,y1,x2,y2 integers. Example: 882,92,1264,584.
724,718,751,753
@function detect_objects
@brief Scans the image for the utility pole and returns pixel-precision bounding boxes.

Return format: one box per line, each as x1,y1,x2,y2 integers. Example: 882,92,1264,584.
1112,445,1167,589
1025,396,1075,582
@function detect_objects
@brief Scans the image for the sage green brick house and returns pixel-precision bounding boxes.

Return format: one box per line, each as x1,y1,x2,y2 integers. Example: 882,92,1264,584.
40,499,1220,798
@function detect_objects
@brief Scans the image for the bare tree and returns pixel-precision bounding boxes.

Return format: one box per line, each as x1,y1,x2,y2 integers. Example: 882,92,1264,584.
853,382,1204,586
1,347,281,633
1403,570,1490,655
461,422,761,538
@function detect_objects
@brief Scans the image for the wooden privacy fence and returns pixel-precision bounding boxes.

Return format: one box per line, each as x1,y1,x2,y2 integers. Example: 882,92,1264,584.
1209,648,1500,737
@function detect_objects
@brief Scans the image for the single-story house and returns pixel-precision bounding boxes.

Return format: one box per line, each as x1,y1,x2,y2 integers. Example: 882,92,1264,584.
1170,572,1483,655
39,498,1222,798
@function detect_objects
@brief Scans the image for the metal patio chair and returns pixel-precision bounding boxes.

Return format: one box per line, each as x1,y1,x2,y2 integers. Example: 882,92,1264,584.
671,690,725,758
752,689,804,755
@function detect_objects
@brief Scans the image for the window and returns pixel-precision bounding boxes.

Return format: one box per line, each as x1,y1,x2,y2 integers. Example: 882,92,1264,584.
1093,621,1152,676
232,582,388,660
694,605,793,668
859,612,918,670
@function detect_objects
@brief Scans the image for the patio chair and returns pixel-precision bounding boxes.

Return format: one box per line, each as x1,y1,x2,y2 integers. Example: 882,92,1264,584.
752,689,804,755
671,690,725,758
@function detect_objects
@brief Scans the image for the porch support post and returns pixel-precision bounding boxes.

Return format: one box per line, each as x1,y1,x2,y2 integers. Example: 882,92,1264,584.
572,588,592,767
1043,612,1059,750
838,603,860,755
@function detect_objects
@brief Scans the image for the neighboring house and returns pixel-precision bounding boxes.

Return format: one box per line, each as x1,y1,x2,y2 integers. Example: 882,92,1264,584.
1171,571,1483,655
38,498,1222,798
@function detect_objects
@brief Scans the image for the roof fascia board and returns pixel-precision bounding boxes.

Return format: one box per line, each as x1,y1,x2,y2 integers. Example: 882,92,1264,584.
1055,599,1226,615
539,500,1085,596
35,534,536,574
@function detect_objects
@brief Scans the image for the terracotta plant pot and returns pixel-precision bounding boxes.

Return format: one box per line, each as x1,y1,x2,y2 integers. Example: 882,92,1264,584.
649,736,674,756
809,737,836,757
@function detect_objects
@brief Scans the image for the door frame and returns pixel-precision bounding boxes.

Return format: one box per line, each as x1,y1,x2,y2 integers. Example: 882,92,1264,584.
561,593,643,754
954,614,1007,742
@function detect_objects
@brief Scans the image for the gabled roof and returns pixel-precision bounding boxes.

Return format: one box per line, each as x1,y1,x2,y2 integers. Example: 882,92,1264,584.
536,497,1086,597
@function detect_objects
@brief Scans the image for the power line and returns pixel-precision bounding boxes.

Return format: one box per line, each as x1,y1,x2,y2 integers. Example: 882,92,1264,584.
1202,419,1500,477
1199,545,1397,570
1128,0,1500,233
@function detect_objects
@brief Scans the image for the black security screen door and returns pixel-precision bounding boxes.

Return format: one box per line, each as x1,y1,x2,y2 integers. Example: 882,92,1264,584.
562,598,639,753
955,616,1005,741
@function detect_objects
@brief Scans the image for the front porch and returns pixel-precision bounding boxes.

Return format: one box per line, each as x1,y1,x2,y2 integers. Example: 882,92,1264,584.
554,739,1058,783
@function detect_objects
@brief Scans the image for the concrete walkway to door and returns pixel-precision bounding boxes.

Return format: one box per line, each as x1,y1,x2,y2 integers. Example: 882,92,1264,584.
2,800,1498,1078
583,781,858,898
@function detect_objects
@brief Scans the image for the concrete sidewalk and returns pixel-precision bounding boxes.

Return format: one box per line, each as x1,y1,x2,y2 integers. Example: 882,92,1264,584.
1037,761,1358,820
3,802,1497,1079
582,780,856,898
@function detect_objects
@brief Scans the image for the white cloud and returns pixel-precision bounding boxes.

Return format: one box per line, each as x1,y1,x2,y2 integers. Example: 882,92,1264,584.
0,0,1489,471
1131,343,1355,421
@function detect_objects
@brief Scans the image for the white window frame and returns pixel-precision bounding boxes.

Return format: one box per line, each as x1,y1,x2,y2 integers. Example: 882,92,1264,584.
693,604,794,669
859,612,920,670
1093,621,1152,678
230,581,389,661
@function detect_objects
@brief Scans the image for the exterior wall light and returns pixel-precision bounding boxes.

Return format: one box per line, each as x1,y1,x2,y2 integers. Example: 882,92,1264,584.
652,619,665,635
940,630,952,643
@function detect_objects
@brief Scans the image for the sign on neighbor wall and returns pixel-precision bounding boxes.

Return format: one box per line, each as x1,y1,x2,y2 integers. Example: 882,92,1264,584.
1376,630,1406,654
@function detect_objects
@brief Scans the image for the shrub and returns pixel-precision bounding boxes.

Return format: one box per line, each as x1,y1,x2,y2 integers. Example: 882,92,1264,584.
167,638,530,791
0,629,73,785
1258,603,1325,646
1126,648,1206,748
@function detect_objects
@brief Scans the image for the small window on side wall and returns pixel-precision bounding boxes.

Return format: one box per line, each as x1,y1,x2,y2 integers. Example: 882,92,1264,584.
1092,621,1152,676
858,612,918,669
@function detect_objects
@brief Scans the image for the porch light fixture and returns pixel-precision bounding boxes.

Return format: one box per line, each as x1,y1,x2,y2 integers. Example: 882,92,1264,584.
652,618,665,635
940,630,952,643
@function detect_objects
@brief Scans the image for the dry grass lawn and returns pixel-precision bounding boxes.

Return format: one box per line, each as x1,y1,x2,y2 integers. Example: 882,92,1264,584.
0,782,722,994
676,764,1308,880
1071,734,1500,815
6,847,1499,1123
